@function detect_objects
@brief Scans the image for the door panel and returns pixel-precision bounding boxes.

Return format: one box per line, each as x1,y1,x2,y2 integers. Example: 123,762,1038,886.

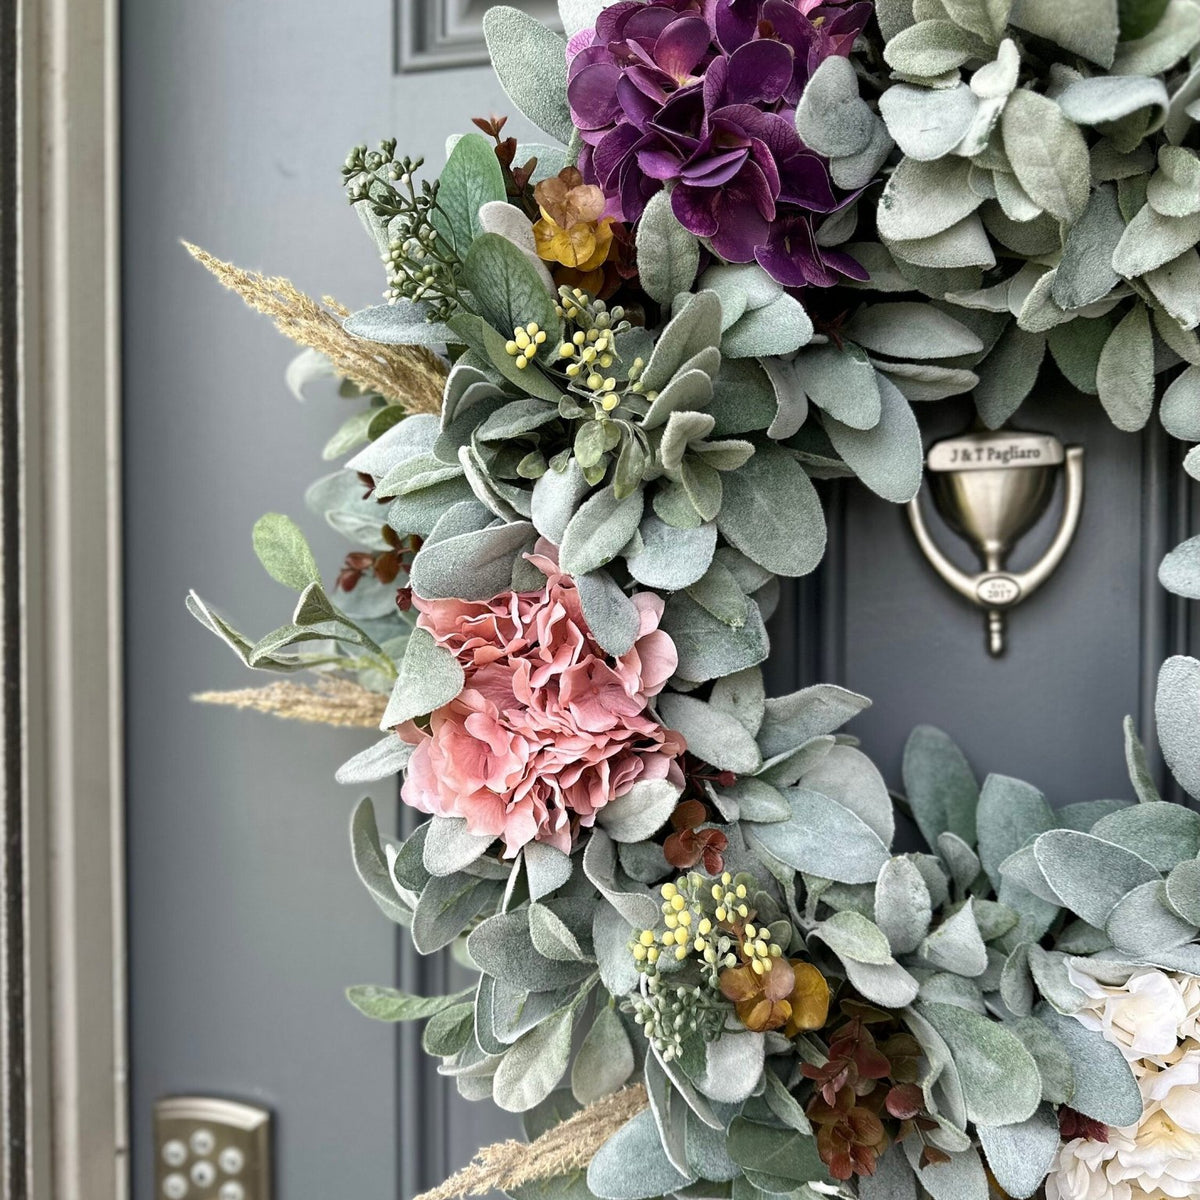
800,381,1194,807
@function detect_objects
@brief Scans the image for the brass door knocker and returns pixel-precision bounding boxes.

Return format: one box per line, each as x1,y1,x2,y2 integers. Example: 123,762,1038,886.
906,427,1085,657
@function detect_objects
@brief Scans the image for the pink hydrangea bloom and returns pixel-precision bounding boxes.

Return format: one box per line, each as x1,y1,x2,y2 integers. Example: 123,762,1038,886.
396,543,685,856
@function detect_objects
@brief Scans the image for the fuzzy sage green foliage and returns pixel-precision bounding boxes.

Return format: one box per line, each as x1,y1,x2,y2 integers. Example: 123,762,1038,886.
835,0,1200,432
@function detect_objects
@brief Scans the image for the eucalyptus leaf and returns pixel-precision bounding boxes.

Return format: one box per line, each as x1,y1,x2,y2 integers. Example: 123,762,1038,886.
461,233,559,340
429,133,508,256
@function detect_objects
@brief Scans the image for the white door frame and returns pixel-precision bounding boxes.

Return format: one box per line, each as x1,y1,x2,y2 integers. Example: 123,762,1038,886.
4,0,127,1196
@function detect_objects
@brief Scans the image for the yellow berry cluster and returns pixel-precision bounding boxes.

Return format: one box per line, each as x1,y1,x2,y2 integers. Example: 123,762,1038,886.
632,873,782,984
558,326,619,407
505,322,548,369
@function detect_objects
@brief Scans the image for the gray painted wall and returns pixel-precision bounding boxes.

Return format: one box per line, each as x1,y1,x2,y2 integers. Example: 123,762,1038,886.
123,3,525,1195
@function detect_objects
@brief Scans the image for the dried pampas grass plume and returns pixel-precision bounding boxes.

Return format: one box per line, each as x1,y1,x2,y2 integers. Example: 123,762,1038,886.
193,678,388,729
412,1085,648,1200
184,242,446,413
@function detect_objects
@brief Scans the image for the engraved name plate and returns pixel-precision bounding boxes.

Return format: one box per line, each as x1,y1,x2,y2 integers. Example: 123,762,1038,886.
927,432,1064,473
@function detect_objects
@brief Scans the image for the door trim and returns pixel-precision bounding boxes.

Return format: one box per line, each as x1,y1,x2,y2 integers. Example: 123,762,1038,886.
4,0,127,1195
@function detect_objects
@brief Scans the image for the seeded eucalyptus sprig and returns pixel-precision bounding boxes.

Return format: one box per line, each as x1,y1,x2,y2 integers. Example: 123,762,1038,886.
342,140,464,320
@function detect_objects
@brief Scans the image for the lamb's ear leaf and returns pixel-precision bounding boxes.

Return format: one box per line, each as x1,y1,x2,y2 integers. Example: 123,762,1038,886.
1001,88,1091,222
559,486,644,577
794,55,876,158
1031,829,1160,927
349,798,412,926
379,628,465,729
915,1002,1041,1127
571,1006,635,1106
637,190,701,308
493,1006,576,1113
875,856,933,955
595,779,681,844
346,983,474,1022
1157,655,1200,799
977,1106,1062,1200
859,1145,918,1200
900,1143,987,1200
588,1109,696,1200
483,7,574,144
575,569,641,657
716,443,826,576
409,521,537,602
976,774,1055,889
336,735,414,786
1123,715,1163,803
1008,0,1119,69
902,725,979,849
657,694,763,774
1037,1007,1143,1127
822,374,923,503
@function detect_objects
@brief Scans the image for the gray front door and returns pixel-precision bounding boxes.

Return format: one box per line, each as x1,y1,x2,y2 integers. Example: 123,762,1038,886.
122,5,1198,1200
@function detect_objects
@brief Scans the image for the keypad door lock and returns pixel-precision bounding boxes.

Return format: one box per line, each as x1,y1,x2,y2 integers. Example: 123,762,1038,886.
154,1096,271,1200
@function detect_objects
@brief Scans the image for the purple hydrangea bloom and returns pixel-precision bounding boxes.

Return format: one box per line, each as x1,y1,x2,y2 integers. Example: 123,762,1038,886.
567,0,872,286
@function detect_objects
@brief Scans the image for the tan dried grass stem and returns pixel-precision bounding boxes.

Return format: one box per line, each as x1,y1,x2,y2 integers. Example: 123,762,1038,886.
192,678,388,729
184,242,446,413
412,1085,648,1200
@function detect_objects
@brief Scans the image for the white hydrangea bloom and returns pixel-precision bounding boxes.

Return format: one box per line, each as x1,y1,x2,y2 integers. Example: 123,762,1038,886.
1048,984,1200,1200
1066,965,1187,1062
1045,1133,1131,1200
1106,1051,1200,1199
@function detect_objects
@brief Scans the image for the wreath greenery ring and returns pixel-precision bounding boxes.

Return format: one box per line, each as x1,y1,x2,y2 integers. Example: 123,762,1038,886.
190,1,1200,1196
